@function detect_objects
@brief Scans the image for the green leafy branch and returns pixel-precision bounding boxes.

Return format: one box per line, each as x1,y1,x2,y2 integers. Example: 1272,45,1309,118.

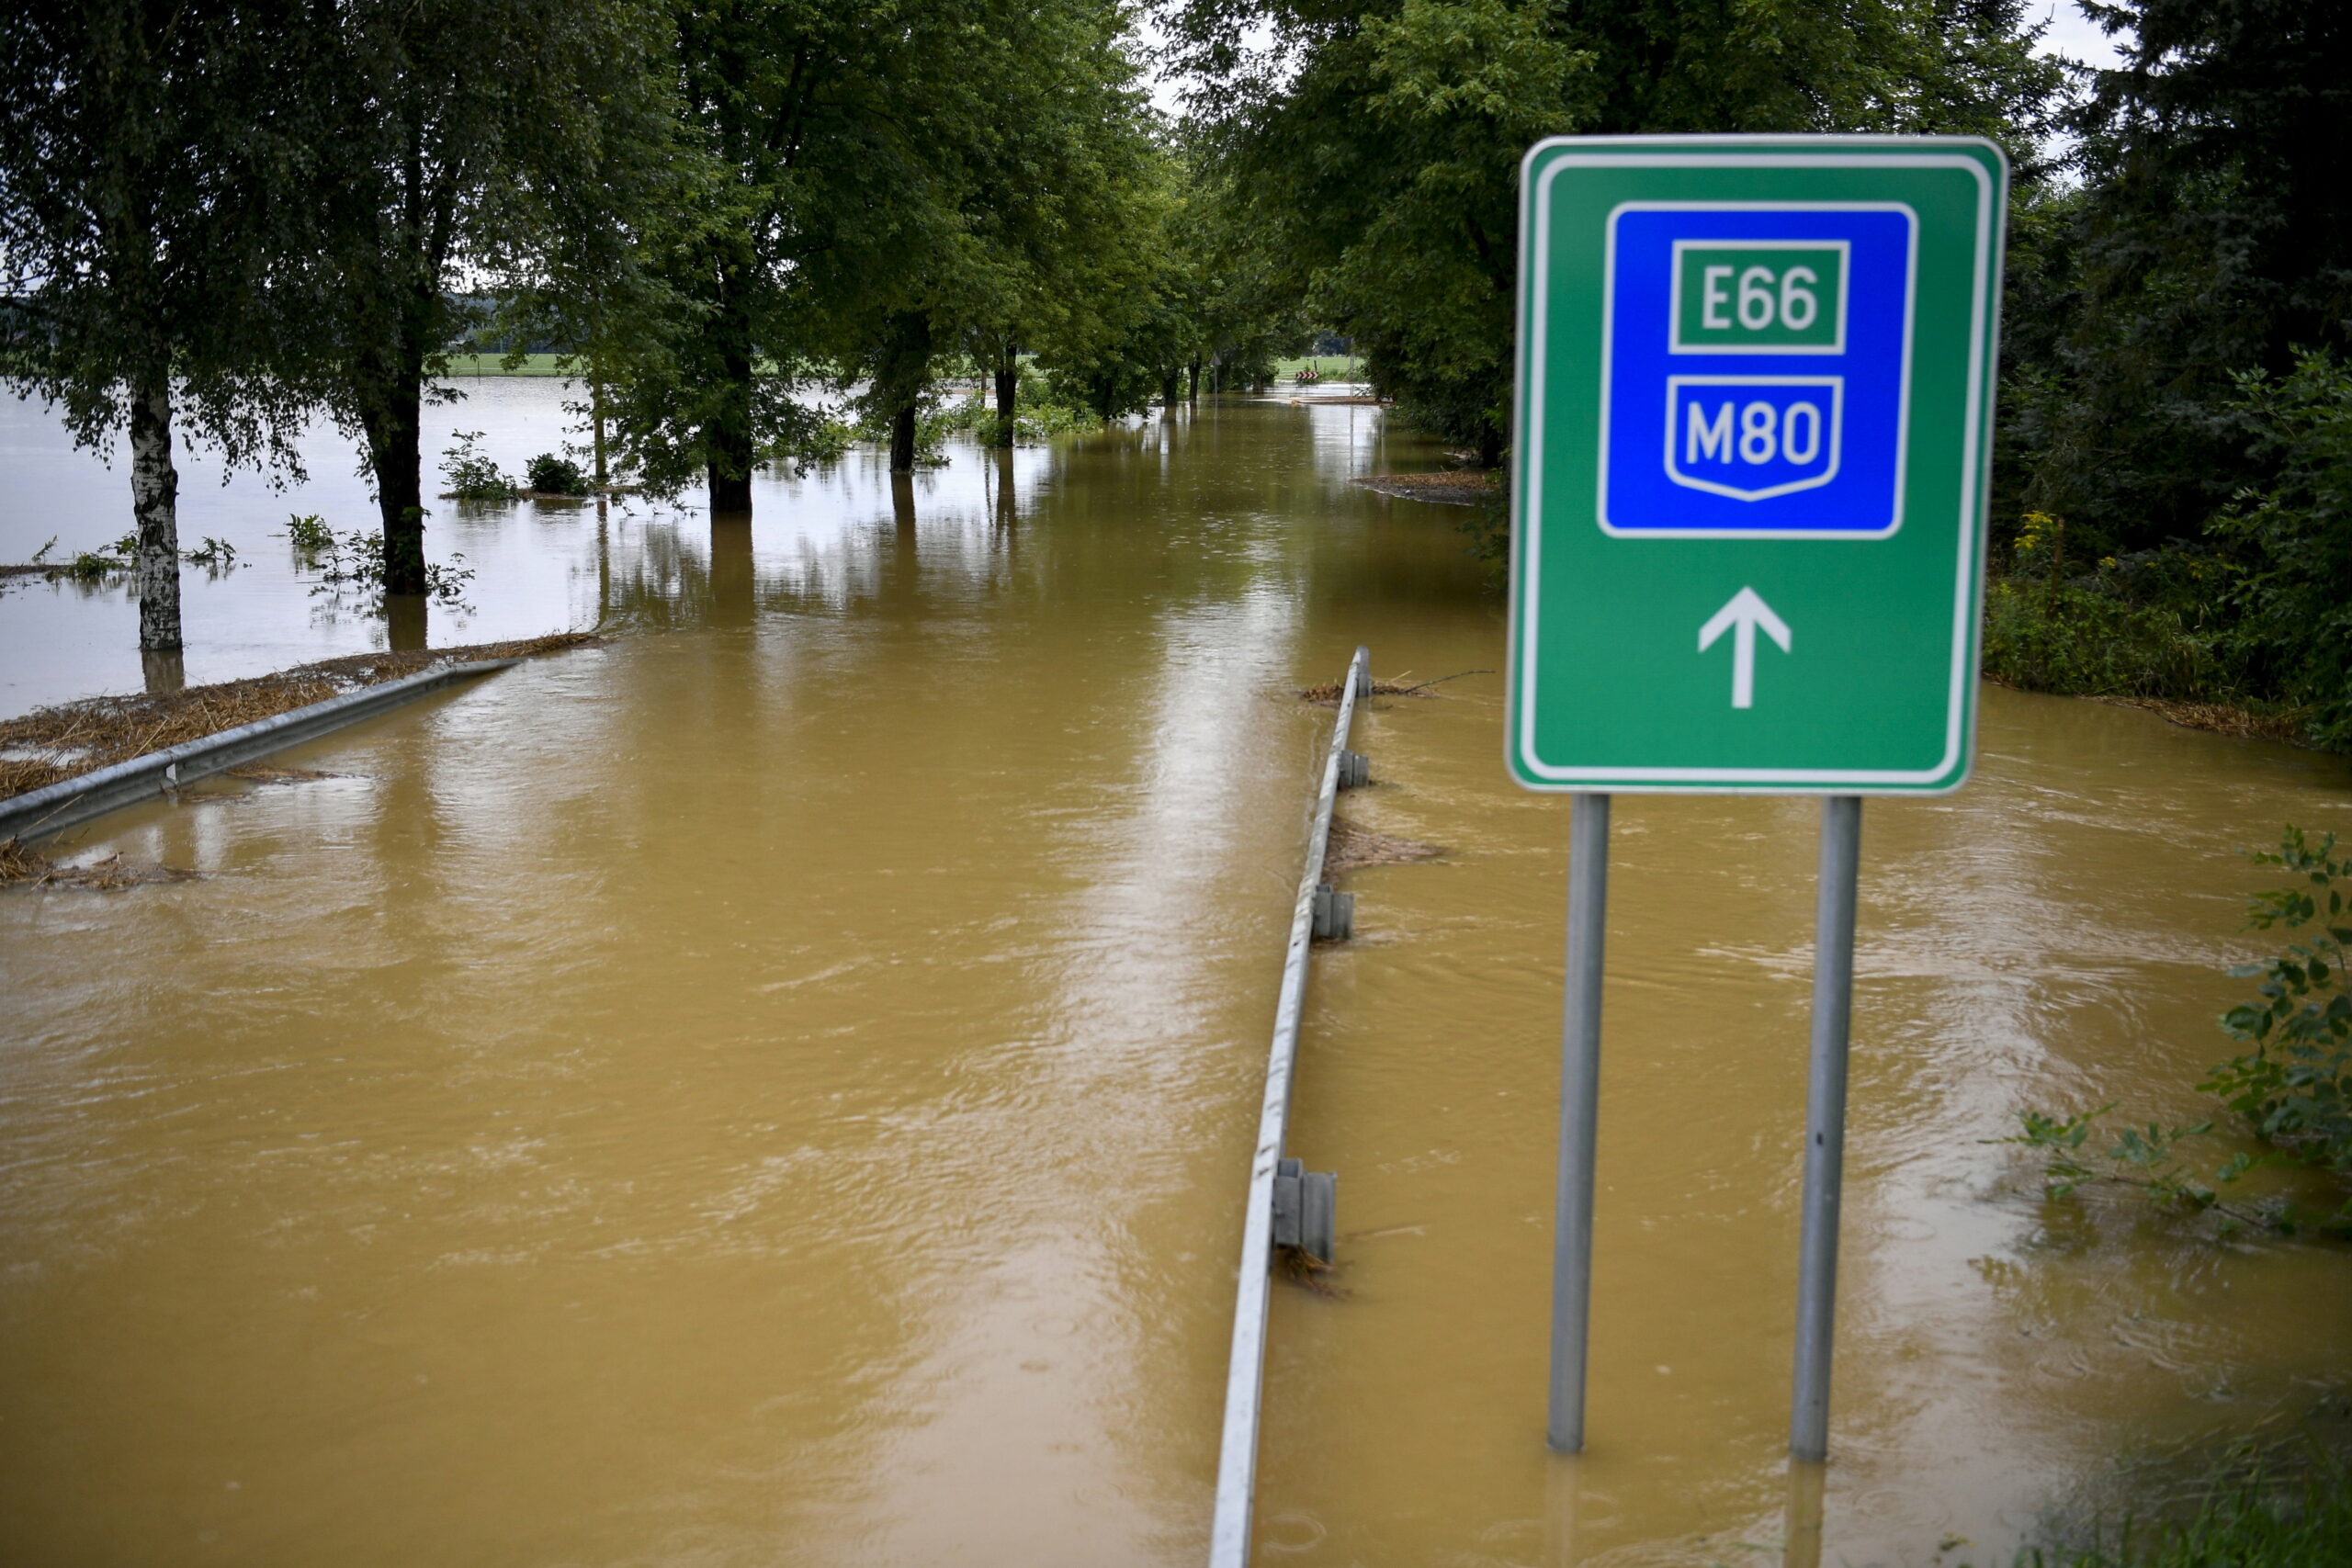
1997,1105,2274,1231
2004,828,2352,1239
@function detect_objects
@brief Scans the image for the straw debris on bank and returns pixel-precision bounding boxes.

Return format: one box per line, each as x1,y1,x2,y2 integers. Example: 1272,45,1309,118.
0,838,198,891
1349,471,1498,506
2088,694,2313,744
0,631,603,804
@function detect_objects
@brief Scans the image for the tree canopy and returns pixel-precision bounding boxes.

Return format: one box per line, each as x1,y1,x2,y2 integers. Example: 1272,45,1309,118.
1162,0,2061,459
0,0,318,653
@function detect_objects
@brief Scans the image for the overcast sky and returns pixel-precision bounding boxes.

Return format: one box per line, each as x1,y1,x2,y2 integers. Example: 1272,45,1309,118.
2035,0,2130,69
1142,2,2134,120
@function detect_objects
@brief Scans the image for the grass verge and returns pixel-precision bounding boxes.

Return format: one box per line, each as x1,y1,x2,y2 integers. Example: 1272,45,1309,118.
2007,1459,2352,1568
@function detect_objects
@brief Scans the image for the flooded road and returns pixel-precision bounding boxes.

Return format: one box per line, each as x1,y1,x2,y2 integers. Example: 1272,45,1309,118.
4,388,2351,1565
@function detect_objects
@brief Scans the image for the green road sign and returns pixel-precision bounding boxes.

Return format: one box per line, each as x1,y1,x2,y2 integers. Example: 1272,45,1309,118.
1507,137,2007,794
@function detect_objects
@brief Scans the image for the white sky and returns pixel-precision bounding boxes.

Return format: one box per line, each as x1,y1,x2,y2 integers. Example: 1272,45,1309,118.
2035,0,2131,70
1139,3,2134,120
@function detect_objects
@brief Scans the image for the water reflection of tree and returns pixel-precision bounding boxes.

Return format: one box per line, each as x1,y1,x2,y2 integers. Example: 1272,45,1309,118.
603,517,718,631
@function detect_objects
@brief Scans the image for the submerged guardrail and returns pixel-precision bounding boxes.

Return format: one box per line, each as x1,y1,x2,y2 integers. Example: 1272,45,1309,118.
0,659,520,845
1209,644,1371,1568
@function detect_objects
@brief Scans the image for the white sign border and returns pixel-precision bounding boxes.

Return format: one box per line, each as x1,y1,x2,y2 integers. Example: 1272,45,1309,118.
1509,139,2004,794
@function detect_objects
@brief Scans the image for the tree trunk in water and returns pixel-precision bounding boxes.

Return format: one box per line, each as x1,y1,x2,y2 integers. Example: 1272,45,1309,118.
386,593,427,651
890,403,918,473
707,267,755,515
371,400,426,596
356,328,429,598
877,312,933,473
1160,367,1181,409
591,374,608,489
1477,423,1504,470
993,358,1018,448
1188,357,1201,402
129,370,183,652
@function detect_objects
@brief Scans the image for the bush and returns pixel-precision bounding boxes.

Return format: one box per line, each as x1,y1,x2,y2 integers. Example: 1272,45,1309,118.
440,431,517,501
759,411,855,469
1981,577,2225,700
2211,351,2352,751
524,452,590,494
2200,827,2351,1219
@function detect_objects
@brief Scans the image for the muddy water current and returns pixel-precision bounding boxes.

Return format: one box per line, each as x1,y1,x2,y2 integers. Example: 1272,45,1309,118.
4,385,2351,1566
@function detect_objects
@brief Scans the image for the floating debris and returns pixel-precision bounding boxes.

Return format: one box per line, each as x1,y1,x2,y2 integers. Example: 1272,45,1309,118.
1298,668,1491,705
222,763,339,784
1275,1245,1350,1299
1324,817,1442,877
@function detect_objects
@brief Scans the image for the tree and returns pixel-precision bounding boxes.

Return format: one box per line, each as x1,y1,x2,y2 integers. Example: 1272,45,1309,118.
0,0,311,657
2007,0,2352,558
949,6,1167,446
1164,0,2061,463
616,0,1165,502
293,0,669,592
614,0,974,508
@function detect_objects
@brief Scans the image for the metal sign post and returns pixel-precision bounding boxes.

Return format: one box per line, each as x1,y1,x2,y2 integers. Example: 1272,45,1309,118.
1546,792,1610,1452
1507,135,2006,1465
1791,795,1860,1462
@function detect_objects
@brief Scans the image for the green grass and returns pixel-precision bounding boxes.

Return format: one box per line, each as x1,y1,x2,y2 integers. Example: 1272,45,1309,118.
441,353,571,378
1270,355,1363,381
2007,1461,2352,1568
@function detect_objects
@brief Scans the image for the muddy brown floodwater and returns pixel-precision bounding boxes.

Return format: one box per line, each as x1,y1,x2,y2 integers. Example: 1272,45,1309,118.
4,395,2351,1568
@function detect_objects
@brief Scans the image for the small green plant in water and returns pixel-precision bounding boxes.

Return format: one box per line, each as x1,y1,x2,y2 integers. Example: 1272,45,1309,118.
283,513,333,553
301,525,473,606
181,536,237,568
46,533,135,580
524,452,590,495
2003,828,2352,1237
441,431,518,501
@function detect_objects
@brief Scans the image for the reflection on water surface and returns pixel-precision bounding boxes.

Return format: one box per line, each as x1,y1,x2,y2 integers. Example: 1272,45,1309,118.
2,386,2348,1566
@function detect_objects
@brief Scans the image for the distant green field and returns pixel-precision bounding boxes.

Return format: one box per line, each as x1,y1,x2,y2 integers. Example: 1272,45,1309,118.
442,353,571,378
1270,356,1362,381
437,351,1367,383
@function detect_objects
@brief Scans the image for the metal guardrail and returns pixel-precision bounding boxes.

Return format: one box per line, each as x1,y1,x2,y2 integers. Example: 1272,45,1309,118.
1209,644,1370,1568
0,659,520,845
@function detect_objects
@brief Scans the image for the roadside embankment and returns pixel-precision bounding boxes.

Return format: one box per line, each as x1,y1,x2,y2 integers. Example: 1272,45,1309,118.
0,632,602,804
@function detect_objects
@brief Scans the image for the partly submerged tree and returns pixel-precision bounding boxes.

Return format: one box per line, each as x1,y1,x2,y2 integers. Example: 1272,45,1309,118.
291,0,672,592
949,5,1167,446
0,0,313,656
616,0,1165,501
612,0,969,506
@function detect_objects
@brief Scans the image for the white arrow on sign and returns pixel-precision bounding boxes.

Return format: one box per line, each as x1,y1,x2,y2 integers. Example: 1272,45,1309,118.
1697,587,1792,709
